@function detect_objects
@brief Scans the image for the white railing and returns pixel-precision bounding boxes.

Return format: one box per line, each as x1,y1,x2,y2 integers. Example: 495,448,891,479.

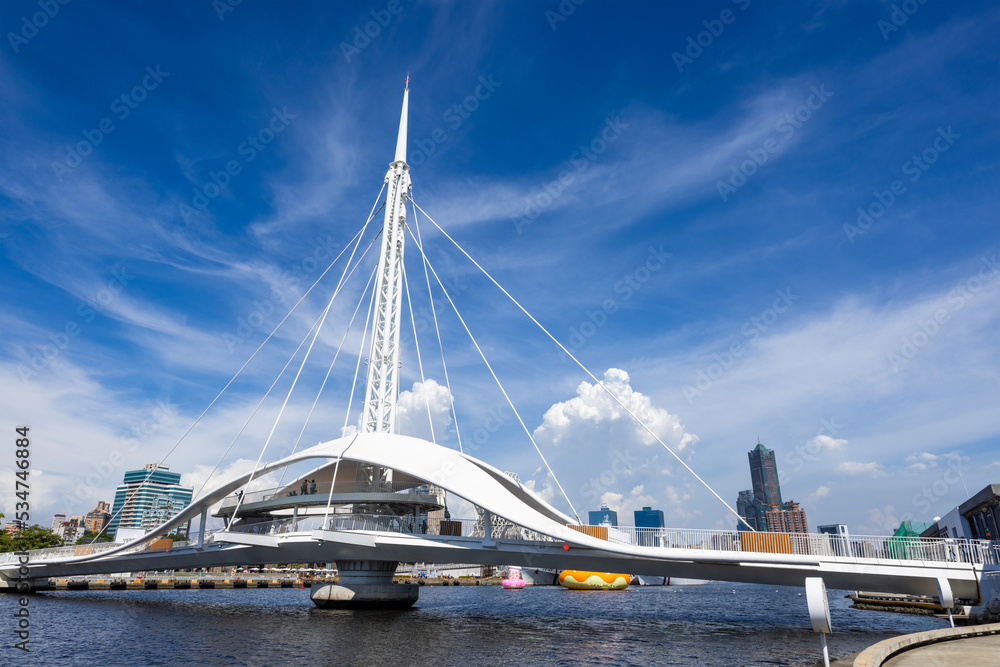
579,526,1000,565
7,519,997,569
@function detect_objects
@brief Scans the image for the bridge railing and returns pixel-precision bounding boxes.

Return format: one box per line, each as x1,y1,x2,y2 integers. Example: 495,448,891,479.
218,481,439,508
591,526,1000,565
215,516,1000,566
0,538,159,566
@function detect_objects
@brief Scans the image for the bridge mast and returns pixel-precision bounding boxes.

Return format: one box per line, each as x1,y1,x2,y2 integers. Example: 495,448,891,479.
361,80,410,437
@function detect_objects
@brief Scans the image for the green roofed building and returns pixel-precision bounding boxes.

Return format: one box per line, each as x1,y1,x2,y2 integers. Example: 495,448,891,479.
108,463,193,537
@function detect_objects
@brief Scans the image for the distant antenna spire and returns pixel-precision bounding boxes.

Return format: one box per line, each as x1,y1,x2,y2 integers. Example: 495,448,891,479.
394,78,409,164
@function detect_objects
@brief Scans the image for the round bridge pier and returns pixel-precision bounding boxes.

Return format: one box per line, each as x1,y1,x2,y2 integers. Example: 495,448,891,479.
310,560,418,609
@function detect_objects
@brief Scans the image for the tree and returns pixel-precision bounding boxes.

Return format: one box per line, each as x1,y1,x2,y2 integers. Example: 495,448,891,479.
76,533,113,545
0,524,63,553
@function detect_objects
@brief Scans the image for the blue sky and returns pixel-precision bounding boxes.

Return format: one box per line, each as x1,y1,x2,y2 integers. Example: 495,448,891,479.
1,0,998,535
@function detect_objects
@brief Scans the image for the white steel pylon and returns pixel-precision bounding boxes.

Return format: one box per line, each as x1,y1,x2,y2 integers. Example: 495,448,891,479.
361,80,411,436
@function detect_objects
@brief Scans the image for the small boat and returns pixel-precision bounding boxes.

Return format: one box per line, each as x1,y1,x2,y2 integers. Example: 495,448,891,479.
558,570,630,590
502,566,526,590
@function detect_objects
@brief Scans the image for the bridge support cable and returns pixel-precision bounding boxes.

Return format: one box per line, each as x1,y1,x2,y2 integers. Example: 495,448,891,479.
91,200,387,547
323,265,380,526
411,199,753,531
275,260,380,491
404,224,581,525
410,200,463,452
195,300,328,506
401,261,436,443
228,230,383,527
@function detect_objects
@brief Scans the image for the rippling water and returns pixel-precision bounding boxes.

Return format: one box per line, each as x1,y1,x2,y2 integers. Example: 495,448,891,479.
4,582,946,666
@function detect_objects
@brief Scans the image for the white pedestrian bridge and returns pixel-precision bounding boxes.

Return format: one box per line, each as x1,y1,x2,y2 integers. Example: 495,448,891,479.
3,433,998,611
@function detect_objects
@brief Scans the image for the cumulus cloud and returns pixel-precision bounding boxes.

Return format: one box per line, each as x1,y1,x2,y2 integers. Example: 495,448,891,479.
530,368,702,525
809,485,831,499
838,460,887,477
534,368,698,452
397,379,454,443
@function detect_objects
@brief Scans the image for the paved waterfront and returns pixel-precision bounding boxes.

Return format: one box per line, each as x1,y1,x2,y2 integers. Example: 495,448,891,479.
882,634,1000,666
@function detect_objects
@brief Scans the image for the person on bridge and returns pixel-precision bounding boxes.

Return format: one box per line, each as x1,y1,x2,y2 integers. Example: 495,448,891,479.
310,480,317,494
300,480,308,495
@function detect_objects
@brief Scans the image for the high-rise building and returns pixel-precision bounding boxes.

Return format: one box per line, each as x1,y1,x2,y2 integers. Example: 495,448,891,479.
108,464,193,537
748,441,782,508
589,503,618,526
634,506,664,529
634,506,665,547
736,440,808,533
84,501,112,535
764,501,808,533
736,490,765,531
51,514,66,532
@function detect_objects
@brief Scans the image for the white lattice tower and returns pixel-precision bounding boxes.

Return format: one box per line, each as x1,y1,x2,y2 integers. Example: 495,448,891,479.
362,81,411,437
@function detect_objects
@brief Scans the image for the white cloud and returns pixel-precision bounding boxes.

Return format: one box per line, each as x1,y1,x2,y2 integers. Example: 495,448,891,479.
534,368,698,452
838,461,887,477
397,379,453,443
529,368,704,524
807,435,847,451
811,485,831,498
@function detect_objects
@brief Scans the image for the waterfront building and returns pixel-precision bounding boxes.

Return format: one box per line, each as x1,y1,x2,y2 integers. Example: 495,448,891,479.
764,501,808,533
84,501,112,535
634,506,664,529
817,523,851,557
52,516,86,542
3,521,25,537
959,483,1000,541
589,503,618,526
634,506,664,547
108,463,193,537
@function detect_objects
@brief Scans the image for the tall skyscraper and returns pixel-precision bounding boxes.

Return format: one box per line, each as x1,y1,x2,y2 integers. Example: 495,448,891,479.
748,440,782,508
108,463,193,537
736,440,808,533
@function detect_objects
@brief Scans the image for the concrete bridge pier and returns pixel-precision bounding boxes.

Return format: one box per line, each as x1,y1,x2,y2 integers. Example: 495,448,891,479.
310,559,418,609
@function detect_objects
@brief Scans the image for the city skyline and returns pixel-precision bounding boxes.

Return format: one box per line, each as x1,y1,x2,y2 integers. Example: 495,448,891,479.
0,1,998,536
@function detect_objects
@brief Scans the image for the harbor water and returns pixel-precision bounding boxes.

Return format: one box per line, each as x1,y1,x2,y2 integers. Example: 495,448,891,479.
3,582,947,666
